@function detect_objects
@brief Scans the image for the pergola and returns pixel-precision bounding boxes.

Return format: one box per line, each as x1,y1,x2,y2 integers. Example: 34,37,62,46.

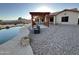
30,12,50,27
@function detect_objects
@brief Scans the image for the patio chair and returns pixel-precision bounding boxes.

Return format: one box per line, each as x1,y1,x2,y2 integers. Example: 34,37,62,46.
33,25,40,34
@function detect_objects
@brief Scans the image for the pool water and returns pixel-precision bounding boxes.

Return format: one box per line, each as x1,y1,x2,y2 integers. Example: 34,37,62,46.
0,27,22,44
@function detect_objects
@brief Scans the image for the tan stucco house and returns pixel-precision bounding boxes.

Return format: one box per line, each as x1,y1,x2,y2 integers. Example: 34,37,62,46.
30,8,79,27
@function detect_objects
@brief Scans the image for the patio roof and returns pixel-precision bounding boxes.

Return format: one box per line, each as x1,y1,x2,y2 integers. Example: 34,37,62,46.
30,12,50,15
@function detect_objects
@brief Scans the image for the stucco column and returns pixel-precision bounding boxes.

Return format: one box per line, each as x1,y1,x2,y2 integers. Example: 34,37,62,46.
31,15,35,27
39,17,41,24
44,15,49,27
31,15,33,27
44,15,47,26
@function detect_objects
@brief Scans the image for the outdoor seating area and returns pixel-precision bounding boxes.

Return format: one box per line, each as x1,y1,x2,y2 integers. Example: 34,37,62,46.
33,25,40,34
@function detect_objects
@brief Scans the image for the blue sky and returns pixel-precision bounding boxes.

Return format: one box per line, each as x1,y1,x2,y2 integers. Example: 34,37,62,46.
0,3,79,20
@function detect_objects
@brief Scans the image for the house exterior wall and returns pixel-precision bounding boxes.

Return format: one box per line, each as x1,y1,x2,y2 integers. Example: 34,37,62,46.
56,11,79,25
78,14,79,18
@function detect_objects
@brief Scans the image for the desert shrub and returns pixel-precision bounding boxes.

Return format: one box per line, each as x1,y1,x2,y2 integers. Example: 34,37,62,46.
20,36,31,47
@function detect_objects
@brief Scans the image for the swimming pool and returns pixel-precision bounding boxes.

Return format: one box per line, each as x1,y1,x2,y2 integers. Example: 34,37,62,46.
0,27,22,44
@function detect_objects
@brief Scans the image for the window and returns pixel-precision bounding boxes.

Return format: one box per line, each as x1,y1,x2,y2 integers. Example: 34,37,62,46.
61,16,69,22
50,17,54,22
42,19,44,22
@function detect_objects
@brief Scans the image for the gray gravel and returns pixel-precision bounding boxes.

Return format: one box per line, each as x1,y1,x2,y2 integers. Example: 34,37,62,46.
30,24,79,55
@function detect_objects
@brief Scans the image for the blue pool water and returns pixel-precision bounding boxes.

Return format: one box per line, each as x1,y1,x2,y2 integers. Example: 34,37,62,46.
0,27,22,44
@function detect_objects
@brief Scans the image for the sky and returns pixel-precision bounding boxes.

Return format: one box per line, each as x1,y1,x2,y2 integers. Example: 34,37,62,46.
0,3,79,20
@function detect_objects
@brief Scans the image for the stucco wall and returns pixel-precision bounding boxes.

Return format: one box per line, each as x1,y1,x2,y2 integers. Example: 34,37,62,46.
56,11,79,25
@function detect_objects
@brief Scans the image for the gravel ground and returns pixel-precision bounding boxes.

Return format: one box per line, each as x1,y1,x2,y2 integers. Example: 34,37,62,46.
30,24,79,55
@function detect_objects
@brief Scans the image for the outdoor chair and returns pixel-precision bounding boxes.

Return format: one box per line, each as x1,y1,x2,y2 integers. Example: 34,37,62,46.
33,25,40,34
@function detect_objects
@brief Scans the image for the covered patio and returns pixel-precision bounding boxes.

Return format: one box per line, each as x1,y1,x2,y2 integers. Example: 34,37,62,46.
30,12,50,27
